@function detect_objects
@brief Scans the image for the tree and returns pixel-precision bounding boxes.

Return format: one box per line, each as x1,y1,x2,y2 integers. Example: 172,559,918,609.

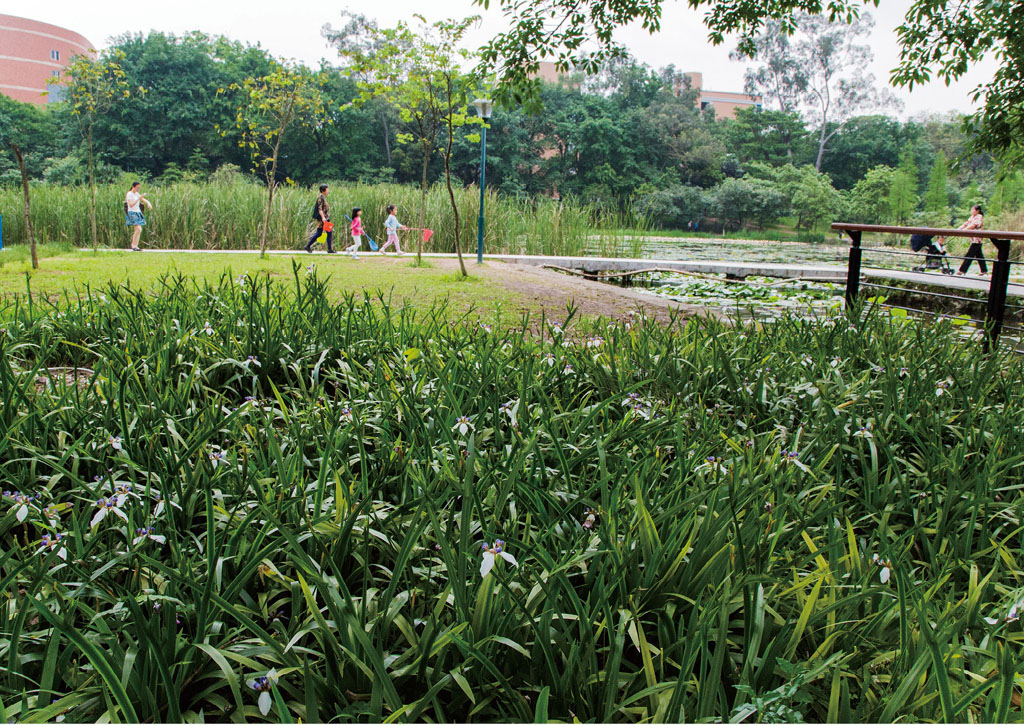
710,177,788,230
324,12,400,168
989,170,1024,220
474,0,1024,166
433,21,486,279
642,93,725,188
893,1,1024,166
276,70,390,185
848,165,895,223
93,32,277,178
334,15,440,263
742,162,835,228
923,150,950,221
54,51,134,250
718,107,808,166
582,56,665,108
0,98,56,268
734,13,898,171
887,170,916,226
730,23,805,113
222,61,330,256
960,180,983,219
884,150,918,225
334,14,483,271
816,115,916,190
635,185,708,228
790,169,840,229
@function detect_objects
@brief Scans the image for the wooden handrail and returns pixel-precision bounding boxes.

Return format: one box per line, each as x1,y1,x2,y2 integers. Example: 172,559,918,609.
831,222,1024,242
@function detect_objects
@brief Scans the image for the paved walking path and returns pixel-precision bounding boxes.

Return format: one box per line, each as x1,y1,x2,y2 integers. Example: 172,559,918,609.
84,249,1024,298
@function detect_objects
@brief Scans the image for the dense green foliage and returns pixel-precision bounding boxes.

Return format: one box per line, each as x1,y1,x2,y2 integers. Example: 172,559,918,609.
0,96,60,186
2,269,1023,721
474,0,1024,168
3,25,1022,235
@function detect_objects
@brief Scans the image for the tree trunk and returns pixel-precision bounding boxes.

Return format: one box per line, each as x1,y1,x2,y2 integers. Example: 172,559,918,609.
12,143,36,269
815,125,826,171
380,110,392,166
444,84,468,278
443,132,467,278
88,122,98,251
261,136,283,258
418,144,429,265
262,180,275,258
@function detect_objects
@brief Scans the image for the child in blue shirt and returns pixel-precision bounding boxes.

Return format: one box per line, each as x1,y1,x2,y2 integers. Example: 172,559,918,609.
379,204,405,255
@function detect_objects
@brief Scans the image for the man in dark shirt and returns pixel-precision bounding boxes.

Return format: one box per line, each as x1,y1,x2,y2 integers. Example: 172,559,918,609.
305,184,335,253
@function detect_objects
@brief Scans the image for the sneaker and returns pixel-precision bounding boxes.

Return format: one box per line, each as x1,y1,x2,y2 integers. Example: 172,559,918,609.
131,247,142,252
352,253,360,260
304,245,313,253
327,249,336,254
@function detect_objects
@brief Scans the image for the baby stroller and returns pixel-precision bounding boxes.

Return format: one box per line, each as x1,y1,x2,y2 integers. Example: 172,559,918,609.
910,234,953,274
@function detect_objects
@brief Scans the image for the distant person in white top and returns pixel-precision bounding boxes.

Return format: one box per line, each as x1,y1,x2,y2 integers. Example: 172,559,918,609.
379,204,405,255
125,181,153,252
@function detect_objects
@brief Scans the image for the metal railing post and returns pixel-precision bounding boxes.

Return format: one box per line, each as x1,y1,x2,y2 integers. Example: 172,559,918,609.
845,230,862,310
984,239,1011,352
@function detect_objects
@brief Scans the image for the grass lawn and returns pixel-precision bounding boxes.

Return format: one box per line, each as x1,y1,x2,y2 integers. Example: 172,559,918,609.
0,248,512,312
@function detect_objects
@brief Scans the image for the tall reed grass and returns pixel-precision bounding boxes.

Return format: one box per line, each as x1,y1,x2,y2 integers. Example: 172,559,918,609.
0,181,641,256
2,267,1023,722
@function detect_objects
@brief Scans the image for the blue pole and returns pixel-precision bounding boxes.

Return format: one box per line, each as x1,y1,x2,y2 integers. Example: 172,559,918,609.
476,124,487,264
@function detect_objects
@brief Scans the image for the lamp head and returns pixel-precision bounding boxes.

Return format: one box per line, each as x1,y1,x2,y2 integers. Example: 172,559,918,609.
471,98,493,120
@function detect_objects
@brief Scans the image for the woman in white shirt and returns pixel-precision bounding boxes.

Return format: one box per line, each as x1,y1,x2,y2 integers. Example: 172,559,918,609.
125,181,153,251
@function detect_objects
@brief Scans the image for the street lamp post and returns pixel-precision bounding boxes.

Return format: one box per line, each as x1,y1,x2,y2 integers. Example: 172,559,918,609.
471,98,493,264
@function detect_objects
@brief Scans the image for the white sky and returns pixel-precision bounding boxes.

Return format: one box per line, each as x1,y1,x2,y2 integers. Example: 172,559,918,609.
4,0,996,118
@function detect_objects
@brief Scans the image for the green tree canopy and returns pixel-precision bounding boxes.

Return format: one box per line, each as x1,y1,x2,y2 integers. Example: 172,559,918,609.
56,50,135,249
718,107,808,167
923,150,950,222
0,96,58,268
222,60,331,255
474,0,1024,164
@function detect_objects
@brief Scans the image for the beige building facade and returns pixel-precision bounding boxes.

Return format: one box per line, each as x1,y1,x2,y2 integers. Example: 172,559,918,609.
683,72,762,120
532,62,762,119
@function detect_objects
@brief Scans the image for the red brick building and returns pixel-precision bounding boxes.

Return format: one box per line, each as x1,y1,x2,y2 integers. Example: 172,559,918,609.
0,13,94,105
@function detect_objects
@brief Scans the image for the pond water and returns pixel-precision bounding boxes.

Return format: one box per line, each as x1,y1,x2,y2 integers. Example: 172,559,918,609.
626,237,910,269
635,273,845,319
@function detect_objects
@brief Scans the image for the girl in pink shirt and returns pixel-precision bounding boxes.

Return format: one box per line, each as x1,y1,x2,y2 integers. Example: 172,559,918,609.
345,208,363,259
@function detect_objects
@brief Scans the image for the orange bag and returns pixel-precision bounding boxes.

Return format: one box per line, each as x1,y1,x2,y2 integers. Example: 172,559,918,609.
323,221,334,232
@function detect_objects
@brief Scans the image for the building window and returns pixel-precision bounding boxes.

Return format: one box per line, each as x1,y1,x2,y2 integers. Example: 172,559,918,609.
51,50,60,61
51,70,60,77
